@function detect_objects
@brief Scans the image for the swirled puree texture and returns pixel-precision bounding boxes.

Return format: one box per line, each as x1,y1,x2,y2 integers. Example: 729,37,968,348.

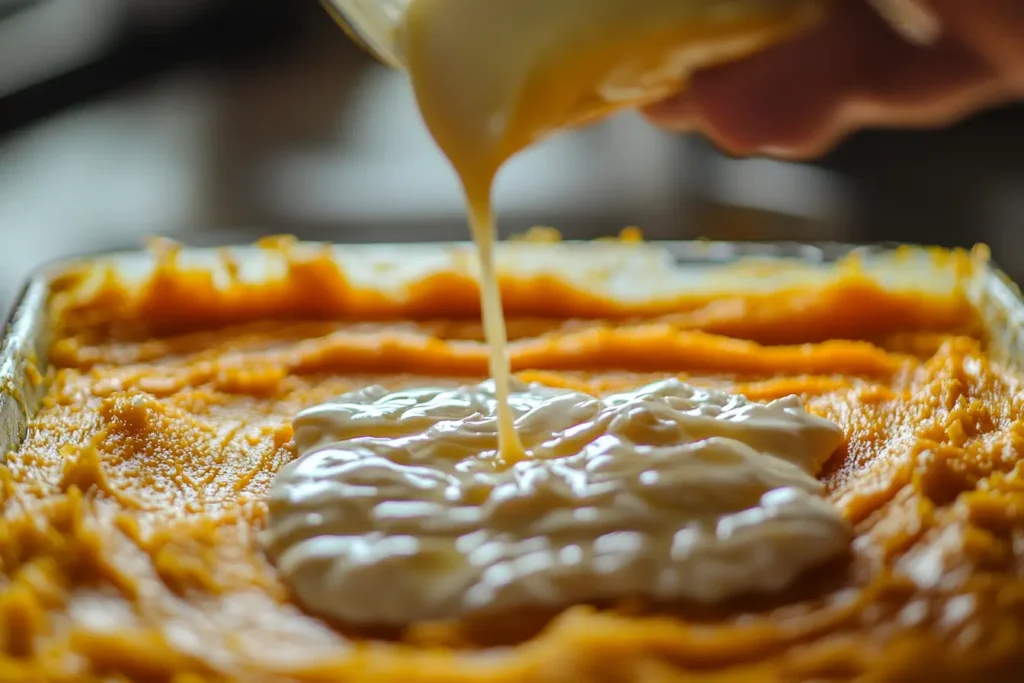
6,238,1024,682
266,379,849,624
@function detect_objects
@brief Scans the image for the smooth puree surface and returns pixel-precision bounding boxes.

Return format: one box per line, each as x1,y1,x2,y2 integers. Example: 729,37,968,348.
3,240,1024,682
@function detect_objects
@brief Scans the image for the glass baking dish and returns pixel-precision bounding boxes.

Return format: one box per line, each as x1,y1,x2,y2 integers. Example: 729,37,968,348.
3,236,1024,682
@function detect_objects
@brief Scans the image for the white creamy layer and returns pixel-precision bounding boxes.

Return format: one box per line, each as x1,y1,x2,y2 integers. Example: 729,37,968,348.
263,379,851,625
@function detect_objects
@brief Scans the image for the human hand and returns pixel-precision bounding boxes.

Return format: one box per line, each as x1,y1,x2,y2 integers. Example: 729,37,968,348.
645,0,1024,158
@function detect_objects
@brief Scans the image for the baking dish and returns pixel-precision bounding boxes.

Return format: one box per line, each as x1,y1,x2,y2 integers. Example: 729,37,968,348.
2,238,1022,682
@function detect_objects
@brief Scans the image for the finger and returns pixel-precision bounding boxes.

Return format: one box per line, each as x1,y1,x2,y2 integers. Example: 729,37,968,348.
646,0,890,154
927,0,1024,89
787,19,1002,157
667,0,892,154
641,1,866,134
644,0,1004,157
783,73,1005,159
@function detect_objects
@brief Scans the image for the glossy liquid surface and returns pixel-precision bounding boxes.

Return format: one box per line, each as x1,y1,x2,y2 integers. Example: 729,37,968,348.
265,378,849,624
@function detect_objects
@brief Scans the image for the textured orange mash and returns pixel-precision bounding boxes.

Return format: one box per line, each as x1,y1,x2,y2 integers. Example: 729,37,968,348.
3,239,1024,682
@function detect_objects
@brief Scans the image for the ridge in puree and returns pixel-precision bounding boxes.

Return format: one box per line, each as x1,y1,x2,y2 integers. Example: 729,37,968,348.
264,377,852,625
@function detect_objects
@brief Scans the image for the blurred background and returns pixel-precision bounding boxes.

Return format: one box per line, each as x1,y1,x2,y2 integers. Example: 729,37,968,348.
2,0,1024,310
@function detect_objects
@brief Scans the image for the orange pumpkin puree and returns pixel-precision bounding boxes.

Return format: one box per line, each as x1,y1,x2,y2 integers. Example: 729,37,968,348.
3,239,1024,682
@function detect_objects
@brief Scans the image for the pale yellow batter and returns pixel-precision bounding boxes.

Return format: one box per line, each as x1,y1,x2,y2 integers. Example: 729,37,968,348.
399,0,827,458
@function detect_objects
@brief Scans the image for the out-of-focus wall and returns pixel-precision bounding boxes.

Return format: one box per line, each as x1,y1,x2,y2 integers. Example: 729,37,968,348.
0,0,1022,312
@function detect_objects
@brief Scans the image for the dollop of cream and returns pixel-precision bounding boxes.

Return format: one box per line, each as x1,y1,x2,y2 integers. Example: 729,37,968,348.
263,379,851,625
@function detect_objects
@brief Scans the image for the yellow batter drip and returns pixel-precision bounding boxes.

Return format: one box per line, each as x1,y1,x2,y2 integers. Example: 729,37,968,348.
399,0,823,461
468,202,527,462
